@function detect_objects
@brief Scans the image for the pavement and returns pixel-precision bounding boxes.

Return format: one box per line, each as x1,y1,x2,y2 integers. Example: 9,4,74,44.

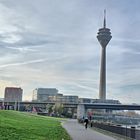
62,119,117,140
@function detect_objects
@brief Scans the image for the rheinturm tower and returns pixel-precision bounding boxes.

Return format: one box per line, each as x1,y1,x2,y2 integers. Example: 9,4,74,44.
97,10,112,100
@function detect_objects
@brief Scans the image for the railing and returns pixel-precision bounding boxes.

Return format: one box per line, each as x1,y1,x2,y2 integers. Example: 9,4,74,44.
136,130,140,140
91,121,140,139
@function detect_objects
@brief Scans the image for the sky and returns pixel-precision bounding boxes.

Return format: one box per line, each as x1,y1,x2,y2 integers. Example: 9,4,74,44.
0,0,140,104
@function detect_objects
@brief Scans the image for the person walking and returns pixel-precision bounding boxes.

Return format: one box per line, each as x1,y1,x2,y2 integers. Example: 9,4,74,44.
89,115,92,121
84,117,89,129
90,121,93,127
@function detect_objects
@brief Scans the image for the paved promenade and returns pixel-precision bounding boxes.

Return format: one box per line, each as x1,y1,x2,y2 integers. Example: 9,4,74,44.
62,119,117,140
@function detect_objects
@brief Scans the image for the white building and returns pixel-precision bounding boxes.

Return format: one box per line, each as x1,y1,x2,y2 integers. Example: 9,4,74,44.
32,88,58,102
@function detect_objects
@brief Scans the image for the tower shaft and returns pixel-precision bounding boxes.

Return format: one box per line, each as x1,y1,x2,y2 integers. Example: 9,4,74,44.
99,47,106,100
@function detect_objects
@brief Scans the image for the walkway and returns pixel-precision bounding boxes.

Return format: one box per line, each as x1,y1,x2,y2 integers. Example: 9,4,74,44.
62,119,117,140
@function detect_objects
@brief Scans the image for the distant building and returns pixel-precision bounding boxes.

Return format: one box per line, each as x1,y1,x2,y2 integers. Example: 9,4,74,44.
4,87,23,102
79,98,120,104
48,93,63,102
79,98,93,103
0,98,4,102
92,99,121,104
61,95,78,103
32,88,58,102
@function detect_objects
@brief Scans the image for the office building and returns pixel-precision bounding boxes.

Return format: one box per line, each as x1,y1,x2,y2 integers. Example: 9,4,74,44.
79,98,93,103
61,95,78,103
32,88,58,102
4,87,23,102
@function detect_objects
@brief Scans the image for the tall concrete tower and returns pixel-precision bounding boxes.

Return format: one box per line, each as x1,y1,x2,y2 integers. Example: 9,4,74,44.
97,10,112,100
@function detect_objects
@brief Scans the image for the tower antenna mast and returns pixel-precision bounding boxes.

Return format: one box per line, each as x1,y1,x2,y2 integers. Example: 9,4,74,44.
103,9,106,28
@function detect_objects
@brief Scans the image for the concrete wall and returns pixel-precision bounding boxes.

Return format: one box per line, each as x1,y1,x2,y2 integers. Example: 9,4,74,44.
77,104,85,119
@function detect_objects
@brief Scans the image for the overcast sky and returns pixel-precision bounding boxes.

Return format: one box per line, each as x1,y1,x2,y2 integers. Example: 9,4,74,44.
0,0,140,104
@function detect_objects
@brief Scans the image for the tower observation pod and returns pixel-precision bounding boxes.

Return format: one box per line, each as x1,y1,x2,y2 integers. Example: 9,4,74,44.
97,10,112,100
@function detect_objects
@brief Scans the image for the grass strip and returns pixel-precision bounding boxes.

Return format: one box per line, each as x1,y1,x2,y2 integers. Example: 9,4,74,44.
0,110,71,140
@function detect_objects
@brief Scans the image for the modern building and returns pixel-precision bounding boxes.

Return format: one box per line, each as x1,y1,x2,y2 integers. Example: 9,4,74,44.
97,10,112,100
79,98,121,104
32,88,58,102
79,98,93,103
92,99,121,104
48,93,63,102
4,87,23,102
0,98,4,102
79,98,120,104
61,95,79,103
32,88,79,103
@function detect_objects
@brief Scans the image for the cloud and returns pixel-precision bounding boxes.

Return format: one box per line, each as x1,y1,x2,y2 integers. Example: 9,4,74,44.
0,59,46,69
5,46,37,52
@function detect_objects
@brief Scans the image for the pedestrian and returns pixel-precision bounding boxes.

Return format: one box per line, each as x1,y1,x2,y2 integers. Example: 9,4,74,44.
89,115,92,121
90,121,93,127
84,117,89,129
